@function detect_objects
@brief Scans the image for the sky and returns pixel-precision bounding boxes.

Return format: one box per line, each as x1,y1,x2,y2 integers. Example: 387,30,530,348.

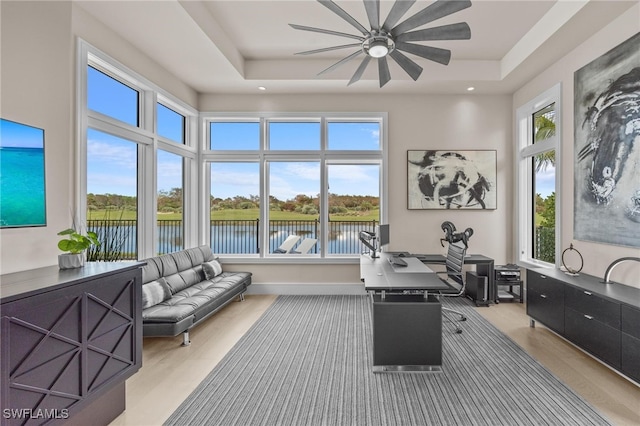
0,119,44,149
86,64,553,202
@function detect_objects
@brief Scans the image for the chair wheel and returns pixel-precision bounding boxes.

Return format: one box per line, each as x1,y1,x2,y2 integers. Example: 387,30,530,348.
455,329,463,334
461,316,467,321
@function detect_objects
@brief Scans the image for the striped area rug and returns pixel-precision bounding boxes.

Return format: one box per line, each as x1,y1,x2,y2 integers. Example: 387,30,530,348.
165,295,610,426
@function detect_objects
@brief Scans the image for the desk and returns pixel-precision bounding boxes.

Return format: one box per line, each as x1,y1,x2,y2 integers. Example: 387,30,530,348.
360,253,449,372
415,253,495,306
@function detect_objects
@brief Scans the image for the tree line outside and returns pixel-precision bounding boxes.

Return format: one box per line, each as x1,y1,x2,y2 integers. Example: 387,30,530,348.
87,191,380,222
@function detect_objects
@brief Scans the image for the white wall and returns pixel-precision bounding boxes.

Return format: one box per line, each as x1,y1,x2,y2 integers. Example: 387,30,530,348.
200,94,513,287
0,2,197,274
513,4,640,288
1,1,73,274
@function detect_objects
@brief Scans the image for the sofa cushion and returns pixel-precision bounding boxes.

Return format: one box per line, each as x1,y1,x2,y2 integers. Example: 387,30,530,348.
142,277,171,309
202,259,223,280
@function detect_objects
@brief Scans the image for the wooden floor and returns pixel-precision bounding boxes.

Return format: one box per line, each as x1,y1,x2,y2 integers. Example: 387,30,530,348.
111,295,640,426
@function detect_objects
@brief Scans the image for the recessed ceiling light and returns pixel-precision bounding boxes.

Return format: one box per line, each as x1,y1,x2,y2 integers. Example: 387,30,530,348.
467,86,475,91
258,86,266,91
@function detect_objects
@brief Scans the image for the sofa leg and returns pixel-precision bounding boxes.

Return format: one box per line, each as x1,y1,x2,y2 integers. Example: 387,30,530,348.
181,330,191,346
239,292,245,302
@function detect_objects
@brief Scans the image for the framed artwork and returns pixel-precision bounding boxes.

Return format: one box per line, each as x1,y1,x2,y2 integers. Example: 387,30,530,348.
574,32,640,248
0,118,47,228
407,150,496,210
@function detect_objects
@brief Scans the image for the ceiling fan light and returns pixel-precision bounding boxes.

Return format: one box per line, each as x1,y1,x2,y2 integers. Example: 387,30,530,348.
368,40,389,58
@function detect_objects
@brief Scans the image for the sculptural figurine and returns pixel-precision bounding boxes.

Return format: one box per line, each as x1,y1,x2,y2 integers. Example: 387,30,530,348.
440,221,474,248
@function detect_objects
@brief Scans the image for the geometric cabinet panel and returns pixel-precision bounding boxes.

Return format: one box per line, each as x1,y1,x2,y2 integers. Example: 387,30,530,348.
1,264,142,425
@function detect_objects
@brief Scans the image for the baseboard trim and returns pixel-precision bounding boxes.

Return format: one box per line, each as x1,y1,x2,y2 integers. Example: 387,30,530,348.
246,283,367,295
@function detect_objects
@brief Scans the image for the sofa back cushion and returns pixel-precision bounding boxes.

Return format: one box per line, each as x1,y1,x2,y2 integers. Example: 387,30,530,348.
141,245,216,294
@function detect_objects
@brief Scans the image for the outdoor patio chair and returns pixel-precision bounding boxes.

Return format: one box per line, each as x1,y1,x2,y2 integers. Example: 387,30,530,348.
291,238,317,254
273,235,300,253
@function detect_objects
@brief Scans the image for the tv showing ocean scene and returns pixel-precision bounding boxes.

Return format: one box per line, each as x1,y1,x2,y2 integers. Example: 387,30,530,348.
0,118,46,228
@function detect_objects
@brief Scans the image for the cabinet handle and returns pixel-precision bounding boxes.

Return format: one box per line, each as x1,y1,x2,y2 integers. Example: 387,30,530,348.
540,275,547,279
583,291,592,296
584,314,594,320
540,294,547,299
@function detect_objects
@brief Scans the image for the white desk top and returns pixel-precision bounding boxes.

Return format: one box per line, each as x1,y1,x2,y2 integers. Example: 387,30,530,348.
360,253,449,292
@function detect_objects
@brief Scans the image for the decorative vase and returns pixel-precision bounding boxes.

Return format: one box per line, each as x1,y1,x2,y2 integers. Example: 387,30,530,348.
58,253,85,269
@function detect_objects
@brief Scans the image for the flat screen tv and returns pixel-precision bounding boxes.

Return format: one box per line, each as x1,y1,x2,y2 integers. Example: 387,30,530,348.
0,118,47,228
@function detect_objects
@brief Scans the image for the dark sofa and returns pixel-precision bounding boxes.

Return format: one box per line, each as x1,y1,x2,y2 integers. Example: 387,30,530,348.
140,245,251,346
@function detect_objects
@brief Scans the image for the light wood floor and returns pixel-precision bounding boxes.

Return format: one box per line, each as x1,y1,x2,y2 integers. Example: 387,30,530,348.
111,295,640,426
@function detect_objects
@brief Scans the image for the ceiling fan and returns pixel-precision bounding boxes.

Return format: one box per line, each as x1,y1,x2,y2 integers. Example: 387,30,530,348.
290,0,472,87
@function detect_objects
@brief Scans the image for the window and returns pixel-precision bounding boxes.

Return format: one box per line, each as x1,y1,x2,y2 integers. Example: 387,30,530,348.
157,103,185,144
210,121,259,150
269,122,320,150
157,150,184,254
87,66,139,127
516,84,561,267
86,129,138,260
327,164,380,254
203,114,386,258
79,41,197,261
210,162,260,254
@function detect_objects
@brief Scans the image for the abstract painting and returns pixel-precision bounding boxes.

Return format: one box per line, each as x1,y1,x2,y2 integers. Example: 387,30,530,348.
407,150,496,210
574,32,640,248
0,118,47,228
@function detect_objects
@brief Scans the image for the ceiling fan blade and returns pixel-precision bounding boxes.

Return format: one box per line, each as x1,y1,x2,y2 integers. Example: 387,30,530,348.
296,43,363,55
317,0,369,35
289,24,364,41
382,0,416,30
395,22,471,43
389,50,423,81
378,57,391,87
348,55,372,86
317,50,363,76
395,41,451,65
363,0,380,30
391,0,472,36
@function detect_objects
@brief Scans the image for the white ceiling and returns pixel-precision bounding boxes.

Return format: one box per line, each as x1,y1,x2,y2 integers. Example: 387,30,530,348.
75,0,638,95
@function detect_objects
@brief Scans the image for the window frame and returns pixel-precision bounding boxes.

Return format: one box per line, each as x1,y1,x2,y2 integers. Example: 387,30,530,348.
201,112,388,263
515,83,562,269
77,39,198,259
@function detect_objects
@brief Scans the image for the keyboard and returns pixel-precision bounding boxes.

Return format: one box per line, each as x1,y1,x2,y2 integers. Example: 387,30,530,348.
388,256,408,267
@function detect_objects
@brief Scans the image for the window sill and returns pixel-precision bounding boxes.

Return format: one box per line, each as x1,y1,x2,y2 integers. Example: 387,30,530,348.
218,256,360,265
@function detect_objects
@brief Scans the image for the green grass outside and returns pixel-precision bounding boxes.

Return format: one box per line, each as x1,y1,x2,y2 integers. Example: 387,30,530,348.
88,208,380,222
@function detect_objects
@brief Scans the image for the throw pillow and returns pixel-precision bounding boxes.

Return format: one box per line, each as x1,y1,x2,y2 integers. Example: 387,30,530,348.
202,259,223,280
142,277,172,309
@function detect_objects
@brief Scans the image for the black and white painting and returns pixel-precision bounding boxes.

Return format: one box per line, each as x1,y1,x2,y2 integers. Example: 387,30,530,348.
574,32,640,248
407,150,496,210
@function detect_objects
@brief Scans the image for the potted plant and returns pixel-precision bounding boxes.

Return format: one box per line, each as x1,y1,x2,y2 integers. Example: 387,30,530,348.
57,228,100,269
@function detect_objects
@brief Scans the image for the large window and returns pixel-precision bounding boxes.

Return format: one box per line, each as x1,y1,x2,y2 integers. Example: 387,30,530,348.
204,115,386,258
516,84,561,267
80,41,197,260
80,41,385,262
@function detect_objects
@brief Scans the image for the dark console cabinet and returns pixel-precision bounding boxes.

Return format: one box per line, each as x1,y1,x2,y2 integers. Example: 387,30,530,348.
527,268,640,384
621,305,640,382
526,271,565,333
1,262,143,425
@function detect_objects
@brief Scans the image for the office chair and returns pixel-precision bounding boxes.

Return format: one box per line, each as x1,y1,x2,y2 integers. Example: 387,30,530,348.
435,242,468,334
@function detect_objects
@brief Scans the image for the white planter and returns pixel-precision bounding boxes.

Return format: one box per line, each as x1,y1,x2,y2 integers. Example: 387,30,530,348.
58,253,85,269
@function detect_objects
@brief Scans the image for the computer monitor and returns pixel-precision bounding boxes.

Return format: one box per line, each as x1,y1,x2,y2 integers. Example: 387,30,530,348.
359,224,389,258
377,224,390,247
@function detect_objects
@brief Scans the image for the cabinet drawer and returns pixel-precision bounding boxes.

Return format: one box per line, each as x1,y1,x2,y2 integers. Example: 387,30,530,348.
621,333,640,383
622,305,640,339
565,286,621,329
527,289,564,333
565,307,621,368
527,271,564,299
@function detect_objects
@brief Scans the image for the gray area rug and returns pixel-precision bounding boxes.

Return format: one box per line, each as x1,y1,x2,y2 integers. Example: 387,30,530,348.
165,295,610,426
